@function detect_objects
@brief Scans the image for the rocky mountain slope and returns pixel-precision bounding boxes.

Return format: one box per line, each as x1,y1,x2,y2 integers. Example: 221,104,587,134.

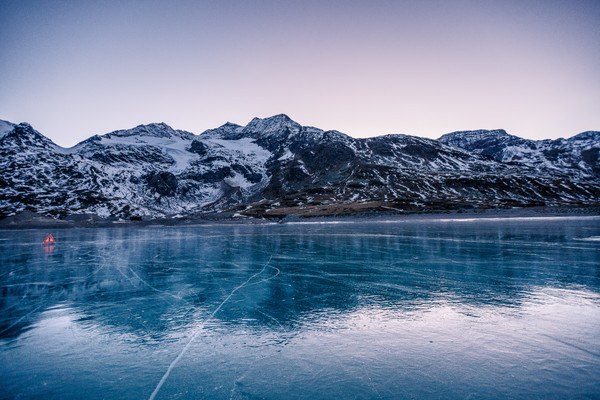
439,129,600,178
0,115,598,220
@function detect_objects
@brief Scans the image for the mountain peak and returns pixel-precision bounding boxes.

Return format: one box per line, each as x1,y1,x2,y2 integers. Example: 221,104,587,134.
0,122,57,148
438,129,511,148
113,122,174,137
199,121,243,139
253,113,293,123
12,123,35,134
105,122,194,140
244,114,302,135
440,129,509,139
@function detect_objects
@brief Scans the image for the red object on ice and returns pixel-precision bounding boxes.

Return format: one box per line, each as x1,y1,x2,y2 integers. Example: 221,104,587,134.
43,234,55,244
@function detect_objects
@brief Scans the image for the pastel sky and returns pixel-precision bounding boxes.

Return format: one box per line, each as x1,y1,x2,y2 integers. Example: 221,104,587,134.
1,0,599,147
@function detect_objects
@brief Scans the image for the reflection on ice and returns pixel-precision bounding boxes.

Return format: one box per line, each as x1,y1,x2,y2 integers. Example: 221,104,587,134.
1,218,599,399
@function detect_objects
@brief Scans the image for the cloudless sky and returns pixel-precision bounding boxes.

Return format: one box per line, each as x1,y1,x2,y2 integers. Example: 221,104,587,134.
1,0,599,147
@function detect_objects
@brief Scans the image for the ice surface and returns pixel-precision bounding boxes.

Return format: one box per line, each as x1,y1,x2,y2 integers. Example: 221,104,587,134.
1,218,599,399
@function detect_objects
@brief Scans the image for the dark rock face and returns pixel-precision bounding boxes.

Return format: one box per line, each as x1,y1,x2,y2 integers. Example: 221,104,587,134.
188,140,210,156
0,115,599,219
196,167,232,183
146,171,178,196
231,164,262,183
297,140,356,172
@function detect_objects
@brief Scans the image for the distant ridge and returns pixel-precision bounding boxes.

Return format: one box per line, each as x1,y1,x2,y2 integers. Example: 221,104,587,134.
439,129,600,178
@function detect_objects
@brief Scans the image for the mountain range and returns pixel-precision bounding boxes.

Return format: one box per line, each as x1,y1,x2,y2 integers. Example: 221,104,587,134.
1,114,598,220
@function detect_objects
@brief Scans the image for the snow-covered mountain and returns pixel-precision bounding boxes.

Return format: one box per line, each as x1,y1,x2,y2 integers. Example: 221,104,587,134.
439,129,600,179
1,115,598,219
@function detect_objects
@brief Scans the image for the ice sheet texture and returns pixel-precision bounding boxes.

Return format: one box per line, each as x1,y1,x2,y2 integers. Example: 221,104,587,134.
1,218,599,399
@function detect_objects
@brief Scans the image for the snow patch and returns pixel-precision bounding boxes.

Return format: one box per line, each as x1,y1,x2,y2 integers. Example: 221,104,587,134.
278,150,294,161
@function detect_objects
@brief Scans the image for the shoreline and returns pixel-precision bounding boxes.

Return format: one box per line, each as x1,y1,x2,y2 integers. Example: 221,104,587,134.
1,205,599,230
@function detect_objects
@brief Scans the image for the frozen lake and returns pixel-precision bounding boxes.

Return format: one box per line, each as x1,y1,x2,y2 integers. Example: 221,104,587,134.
1,217,600,399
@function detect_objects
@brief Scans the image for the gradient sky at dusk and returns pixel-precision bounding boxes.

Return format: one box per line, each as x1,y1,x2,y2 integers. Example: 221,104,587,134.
1,0,599,147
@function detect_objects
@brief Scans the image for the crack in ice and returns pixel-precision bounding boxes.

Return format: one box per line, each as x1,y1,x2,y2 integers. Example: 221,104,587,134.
245,265,280,288
148,256,273,400
124,264,193,306
0,305,42,336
